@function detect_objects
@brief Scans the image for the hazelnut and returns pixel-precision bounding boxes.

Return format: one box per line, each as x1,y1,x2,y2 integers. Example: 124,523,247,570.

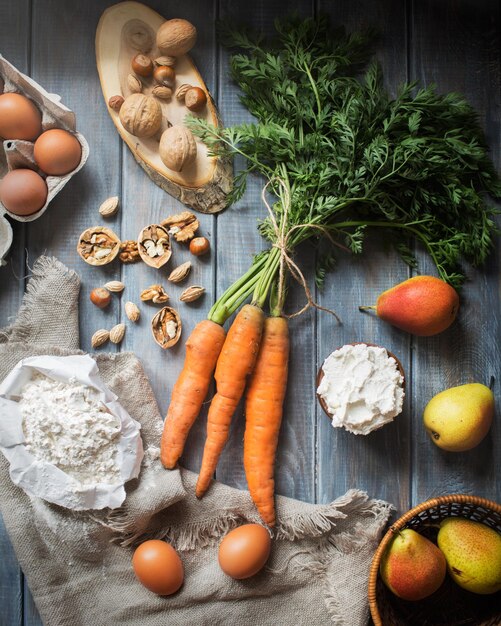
156,19,197,57
132,53,154,77
189,236,210,256
185,87,207,112
108,95,125,111
153,65,176,88
90,287,111,308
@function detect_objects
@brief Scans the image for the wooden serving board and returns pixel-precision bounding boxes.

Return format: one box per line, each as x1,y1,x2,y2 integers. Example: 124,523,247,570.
95,1,232,214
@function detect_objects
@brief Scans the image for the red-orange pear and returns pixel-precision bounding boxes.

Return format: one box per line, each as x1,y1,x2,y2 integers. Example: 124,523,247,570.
380,528,447,601
360,276,459,336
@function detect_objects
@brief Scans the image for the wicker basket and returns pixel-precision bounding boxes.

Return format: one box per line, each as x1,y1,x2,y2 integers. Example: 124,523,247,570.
369,495,501,626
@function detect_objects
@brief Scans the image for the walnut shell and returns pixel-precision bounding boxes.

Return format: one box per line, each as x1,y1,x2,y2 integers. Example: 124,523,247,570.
159,125,197,172
77,226,121,266
137,224,172,268
151,306,182,349
156,19,197,56
119,93,162,138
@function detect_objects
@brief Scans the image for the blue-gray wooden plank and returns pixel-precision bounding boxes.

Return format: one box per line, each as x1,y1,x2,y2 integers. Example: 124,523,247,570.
0,1,31,625
409,0,501,507
315,0,412,516
215,0,318,503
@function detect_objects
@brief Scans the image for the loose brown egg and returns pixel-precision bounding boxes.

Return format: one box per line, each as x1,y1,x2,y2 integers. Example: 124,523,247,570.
132,540,184,596
0,93,42,141
0,169,47,216
218,524,271,579
34,129,82,176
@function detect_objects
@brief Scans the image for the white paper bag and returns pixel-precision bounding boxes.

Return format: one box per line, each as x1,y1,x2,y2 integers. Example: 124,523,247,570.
0,354,144,510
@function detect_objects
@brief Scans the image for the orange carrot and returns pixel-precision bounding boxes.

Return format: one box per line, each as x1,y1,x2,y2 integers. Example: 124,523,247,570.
243,316,289,526
195,304,264,497
161,319,226,469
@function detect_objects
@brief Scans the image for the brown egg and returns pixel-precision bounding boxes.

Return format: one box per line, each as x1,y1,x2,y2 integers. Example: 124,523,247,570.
0,169,47,216
132,540,184,596
218,524,271,579
0,93,42,141
34,129,82,176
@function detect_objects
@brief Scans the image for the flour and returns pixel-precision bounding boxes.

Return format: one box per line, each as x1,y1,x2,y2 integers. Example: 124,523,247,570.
19,373,121,486
317,343,404,435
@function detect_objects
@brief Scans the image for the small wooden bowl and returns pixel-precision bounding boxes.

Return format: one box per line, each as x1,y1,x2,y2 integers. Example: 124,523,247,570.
316,342,405,420
369,495,501,626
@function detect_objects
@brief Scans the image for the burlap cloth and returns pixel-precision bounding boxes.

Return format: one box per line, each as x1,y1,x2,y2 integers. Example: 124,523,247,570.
0,257,392,626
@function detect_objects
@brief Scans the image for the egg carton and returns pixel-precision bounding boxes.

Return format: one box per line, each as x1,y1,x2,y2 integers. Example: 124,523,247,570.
0,55,89,265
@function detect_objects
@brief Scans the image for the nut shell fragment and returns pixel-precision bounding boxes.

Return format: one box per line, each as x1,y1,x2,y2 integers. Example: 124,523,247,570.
77,226,120,266
137,224,172,268
151,306,182,349
168,261,192,283
110,323,126,344
140,284,169,304
161,211,199,242
91,329,110,349
125,301,140,322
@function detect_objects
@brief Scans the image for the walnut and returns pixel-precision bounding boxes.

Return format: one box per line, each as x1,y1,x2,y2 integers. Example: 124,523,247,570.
161,211,199,242
156,19,197,57
119,93,162,138
140,284,169,304
159,125,197,172
119,240,140,263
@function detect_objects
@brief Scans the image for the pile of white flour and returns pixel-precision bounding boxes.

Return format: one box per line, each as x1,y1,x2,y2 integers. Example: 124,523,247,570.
19,373,121,485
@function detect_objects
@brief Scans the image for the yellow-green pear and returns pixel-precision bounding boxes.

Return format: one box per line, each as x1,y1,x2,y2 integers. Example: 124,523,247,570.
438,518,501,594
380,528,446,601
423,383,494,452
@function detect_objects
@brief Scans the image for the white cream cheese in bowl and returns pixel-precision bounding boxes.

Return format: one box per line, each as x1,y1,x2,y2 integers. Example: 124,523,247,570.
316,343,405,435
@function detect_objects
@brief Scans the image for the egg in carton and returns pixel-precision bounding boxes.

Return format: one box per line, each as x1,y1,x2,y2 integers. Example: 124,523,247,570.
0,54,89,265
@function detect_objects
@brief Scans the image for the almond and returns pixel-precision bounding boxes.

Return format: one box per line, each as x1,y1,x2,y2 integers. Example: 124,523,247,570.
175,83,192,102
152,85,173,100
180,285,205,302
125,301,140,322
109,323,126,344
99,196,120,217
91,329,109,349
155,55,176,67
127,73,142,93
168,261,192,283
104,280,125,293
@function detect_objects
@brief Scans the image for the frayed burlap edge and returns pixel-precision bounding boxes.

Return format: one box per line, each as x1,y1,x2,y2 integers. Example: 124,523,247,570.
0,256,79,343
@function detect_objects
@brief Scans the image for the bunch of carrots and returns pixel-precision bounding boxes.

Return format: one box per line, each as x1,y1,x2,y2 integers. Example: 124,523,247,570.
160,16,500,527
161,252,290,527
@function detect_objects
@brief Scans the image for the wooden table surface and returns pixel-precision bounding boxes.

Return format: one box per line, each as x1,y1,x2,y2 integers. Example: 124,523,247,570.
1,0,500,624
